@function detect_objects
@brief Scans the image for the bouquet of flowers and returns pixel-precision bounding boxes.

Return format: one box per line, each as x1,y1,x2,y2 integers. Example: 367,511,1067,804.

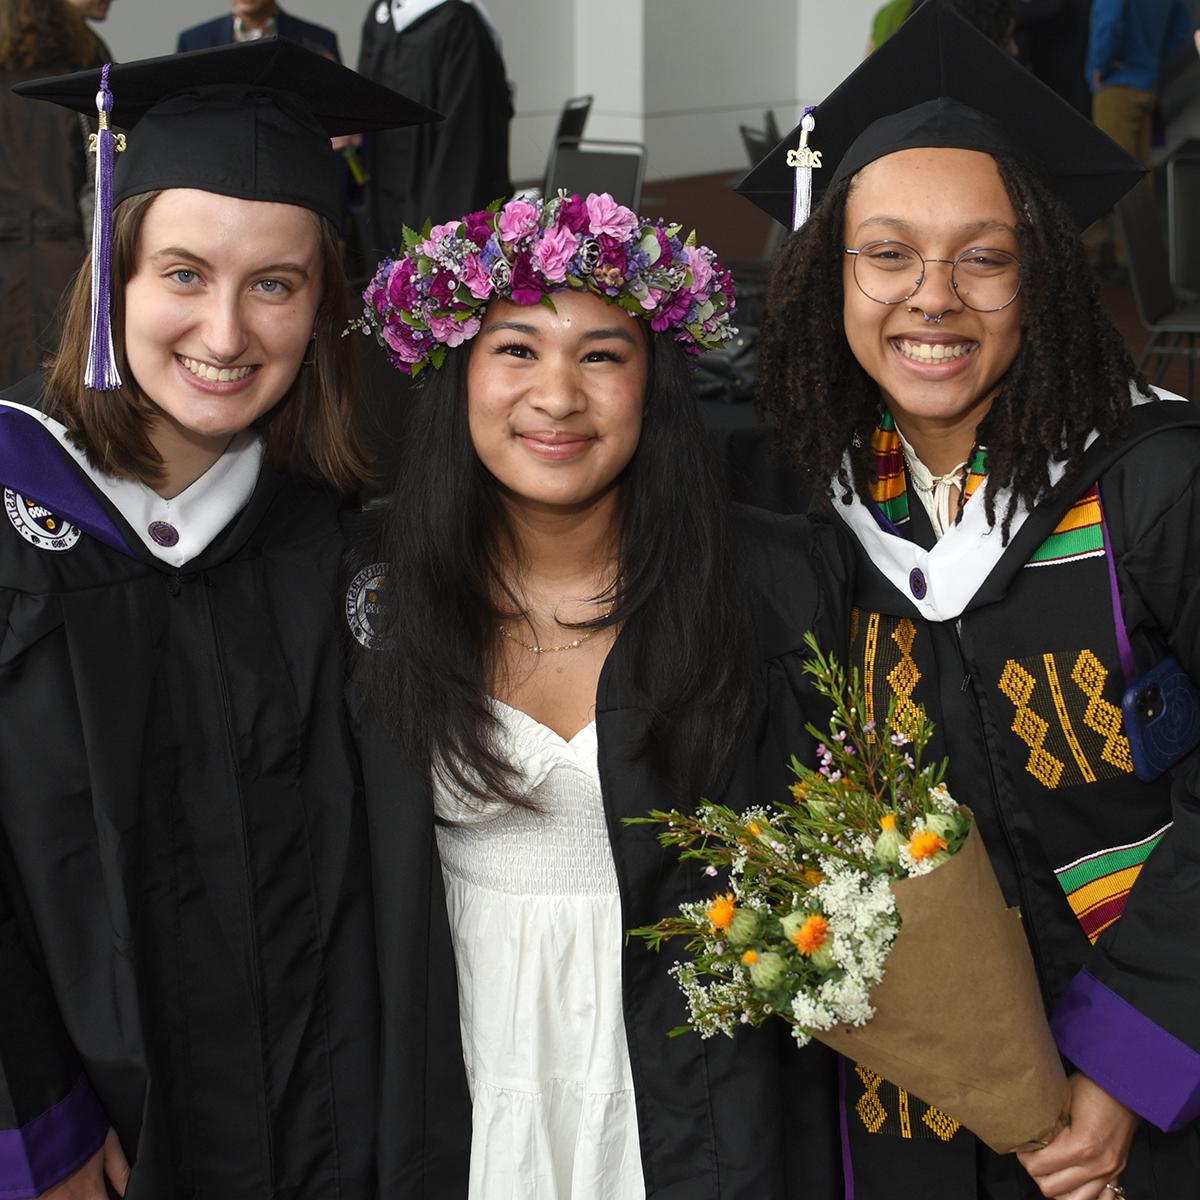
629,634,1069,1154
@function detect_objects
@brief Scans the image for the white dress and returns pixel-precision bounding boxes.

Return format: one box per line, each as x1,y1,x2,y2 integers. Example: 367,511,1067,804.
433,700,647,1200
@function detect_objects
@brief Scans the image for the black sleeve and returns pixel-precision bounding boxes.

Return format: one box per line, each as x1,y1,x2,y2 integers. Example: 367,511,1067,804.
1049,428,1200,1131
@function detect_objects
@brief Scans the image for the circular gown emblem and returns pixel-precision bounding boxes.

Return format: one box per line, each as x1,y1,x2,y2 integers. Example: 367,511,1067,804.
4,489,81,552
346,562,389,650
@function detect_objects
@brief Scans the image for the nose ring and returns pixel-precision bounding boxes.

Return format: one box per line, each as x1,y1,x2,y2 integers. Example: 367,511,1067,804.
906,305,944,325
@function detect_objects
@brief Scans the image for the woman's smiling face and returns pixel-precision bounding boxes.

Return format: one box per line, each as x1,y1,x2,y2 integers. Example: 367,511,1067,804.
121,188,323,463
841,146,1022,444
466,289,648,515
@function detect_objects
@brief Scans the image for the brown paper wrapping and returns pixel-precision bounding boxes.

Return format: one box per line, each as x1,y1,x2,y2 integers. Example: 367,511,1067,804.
813,815,1070,1154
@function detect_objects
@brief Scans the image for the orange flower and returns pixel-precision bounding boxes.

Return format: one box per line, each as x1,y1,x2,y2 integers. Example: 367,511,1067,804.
741,949,759,965
706,892,735,932
748,821,762,835
789,780,810,800
879,813,897,830
907,830,948,861
803,868,824,887
789,914,829,956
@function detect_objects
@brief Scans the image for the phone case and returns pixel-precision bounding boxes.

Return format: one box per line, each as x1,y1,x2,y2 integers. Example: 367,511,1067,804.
1121,656,1200,783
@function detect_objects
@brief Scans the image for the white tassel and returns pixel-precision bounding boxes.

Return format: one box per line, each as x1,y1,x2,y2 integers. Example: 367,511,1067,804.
787,109,820,232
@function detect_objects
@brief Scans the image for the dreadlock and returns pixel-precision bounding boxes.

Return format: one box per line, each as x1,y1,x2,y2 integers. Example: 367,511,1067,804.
757,153,1146,539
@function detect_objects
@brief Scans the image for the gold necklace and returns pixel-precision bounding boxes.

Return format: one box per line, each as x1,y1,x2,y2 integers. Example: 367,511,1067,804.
497,606,613,655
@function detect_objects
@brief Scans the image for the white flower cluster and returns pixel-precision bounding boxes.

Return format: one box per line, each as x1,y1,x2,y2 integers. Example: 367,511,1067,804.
785,861,899,1038
927,783,958,815
669,960,746,1039
897,816,939,877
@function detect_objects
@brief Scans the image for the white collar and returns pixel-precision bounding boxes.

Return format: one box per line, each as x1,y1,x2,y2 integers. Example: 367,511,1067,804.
894,423,970,539
835,384,1183,621
374,0,501,48
0,399,264,568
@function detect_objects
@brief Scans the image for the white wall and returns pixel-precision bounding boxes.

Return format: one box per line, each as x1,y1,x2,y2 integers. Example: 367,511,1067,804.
95,0,879,182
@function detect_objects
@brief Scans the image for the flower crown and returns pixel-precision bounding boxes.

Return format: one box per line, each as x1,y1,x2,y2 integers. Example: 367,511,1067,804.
354,191,738,378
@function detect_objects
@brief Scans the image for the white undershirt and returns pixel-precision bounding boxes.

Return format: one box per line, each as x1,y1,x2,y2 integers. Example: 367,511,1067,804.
895,424,968,539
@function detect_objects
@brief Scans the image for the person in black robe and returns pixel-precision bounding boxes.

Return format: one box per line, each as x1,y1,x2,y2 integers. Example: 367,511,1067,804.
1,40,434,1199
343,191,854,1196
355,0,512,263
736,3,1200,1197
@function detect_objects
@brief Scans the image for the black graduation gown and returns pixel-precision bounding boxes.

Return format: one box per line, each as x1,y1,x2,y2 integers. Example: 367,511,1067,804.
350,504,855,1199
0,377,377,1200
356,0,512,260
722,398,1200,1199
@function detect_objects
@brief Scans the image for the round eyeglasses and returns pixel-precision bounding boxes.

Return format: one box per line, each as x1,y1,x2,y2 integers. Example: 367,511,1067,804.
844,240,1022,313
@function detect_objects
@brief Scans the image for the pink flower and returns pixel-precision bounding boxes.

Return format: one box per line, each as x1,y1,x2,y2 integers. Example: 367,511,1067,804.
586,193,639,240
382,322,423,363
463,209,495,247
531,223,577,283
497,198,540,243
559,193,589,234
509,254,543,306
461,253,493,300
639,286,666,311
428,313,481,348
684,245,713,293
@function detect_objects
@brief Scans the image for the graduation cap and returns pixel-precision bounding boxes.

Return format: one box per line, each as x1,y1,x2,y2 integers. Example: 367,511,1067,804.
14,38,440,390
735,0,1143,233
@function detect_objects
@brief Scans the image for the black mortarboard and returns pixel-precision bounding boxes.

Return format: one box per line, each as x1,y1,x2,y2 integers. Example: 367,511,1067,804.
735,0,1143,231
14,37,439,226
14,38,439,390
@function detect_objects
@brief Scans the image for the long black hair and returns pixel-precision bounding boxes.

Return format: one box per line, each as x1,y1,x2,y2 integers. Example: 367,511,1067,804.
367,332,753,809
758,153,1146,538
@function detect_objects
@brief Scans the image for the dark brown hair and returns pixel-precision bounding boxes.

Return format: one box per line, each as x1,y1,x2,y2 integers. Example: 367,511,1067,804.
758,155,1143,538
0,0,94,71
46,190,370,493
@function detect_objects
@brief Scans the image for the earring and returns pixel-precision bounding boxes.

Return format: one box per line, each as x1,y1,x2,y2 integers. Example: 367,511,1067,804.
301,330,317,367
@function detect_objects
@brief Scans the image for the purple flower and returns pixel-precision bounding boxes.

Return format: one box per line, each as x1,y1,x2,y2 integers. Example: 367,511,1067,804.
463,210,494,247
385,258,417,310
429,271,456,307
509,254,543,306
531,223,577,283
586,192,639,240
596,234,627,272
461,253,493,300
650,289,693,331
382,321,423,364
653,226,673,263
559,193,589,234
498,198,540,243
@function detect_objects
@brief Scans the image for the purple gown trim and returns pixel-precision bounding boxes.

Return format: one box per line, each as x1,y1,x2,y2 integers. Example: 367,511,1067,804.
0,1074,108,1198
838,1055,855,1200
0,407,133,556
1051,967,1200,1132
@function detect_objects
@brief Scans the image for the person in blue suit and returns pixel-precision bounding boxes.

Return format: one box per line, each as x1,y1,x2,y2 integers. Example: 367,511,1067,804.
177,1,340,60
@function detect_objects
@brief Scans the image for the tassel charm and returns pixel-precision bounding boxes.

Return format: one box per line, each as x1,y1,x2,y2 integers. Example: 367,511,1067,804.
85,64,126,392
786,107,821,232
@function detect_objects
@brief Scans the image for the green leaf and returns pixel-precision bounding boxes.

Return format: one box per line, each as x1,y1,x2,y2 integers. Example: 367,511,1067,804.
401,224,422,251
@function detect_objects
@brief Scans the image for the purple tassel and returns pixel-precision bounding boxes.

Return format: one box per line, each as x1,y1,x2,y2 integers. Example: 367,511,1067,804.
86,64,123,391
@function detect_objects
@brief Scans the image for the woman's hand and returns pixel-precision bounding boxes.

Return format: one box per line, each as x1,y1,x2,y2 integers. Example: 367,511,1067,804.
39,1129,129,1199
1016,1073,1137,1199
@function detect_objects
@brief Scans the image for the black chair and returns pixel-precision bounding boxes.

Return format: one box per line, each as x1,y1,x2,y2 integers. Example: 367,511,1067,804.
739,124,770,168
763,108,781,144
1167,143,1200,299
553,94,592,146
544,137,646,211
1115,177,1200,396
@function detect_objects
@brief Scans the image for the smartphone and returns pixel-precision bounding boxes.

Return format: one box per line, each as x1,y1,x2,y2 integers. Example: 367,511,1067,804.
1122,656,1200,782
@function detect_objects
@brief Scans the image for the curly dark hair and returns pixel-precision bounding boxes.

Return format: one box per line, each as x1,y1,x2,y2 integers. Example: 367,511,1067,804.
757,153,1146,538
0,0,94,71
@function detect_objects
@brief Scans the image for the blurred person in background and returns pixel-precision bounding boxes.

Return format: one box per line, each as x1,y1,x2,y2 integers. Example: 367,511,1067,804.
177,0,339,56
356,0,511,263
868,0,1016,53
1088,0,1196,168
64,0,114,60
0,0,95,389
1012,0,1093,117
